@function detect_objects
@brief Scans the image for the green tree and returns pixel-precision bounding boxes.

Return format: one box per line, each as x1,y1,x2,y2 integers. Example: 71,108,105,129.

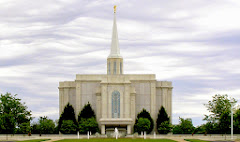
204,94,236,122
203,121,219,134
58,103,77,133
234,109,240,134
31,123,40,134
0,92,32,134
134,118,151,133
78,103,99,134
158,121,172,134
173,117,195,134
60,120,77,134
219,111,230,134
78,102,96,120
0,113,15,134
39,116,55,134
17,122,31,134
78,117,99,134
156,106,171,134
134,109,154,134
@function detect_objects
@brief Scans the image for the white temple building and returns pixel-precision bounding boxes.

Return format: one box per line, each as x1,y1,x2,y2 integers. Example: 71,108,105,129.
59,6,173,135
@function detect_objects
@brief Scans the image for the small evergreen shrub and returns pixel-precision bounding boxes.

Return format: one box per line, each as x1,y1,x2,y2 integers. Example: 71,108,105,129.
134,109,154,134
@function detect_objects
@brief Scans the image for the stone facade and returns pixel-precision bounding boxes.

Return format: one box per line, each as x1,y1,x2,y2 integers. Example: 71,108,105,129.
58,6,173,135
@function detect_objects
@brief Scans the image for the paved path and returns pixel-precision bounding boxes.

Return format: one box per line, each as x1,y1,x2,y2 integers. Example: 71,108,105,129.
43,139,62,142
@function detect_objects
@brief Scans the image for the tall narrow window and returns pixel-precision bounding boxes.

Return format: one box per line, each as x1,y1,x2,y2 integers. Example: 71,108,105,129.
114,61,116,74
120,62,122,74
112,90,120,118
108,62,111,74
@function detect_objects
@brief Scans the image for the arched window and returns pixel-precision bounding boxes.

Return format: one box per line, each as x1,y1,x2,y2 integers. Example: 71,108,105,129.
114,61,116,74
112,90,120,118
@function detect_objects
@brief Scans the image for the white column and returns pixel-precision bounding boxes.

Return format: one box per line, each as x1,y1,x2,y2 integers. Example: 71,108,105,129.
127,125,131,134
150,82,156,127
64,88,69,107
96,93,101,121
76,82,81,118
124,84,130,118
101,85,107,118
168,88,173,123
101,125,105,134
59,88,64,116
130,93,136,121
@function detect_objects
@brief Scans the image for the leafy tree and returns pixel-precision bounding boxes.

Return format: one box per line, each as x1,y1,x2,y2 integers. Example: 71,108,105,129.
78,117,99,134
58,103,77,133
219,111,230,134
194,125,205,134
134,118,151,133
78,102,96,120
0,92,32,134
0,113,15,134
172,117,195,134
78,103,99,134
39,116,55,134
158,121,172,134
134,109,154,134
17,122,31,134
60,120,77,134
234,109,240,134
204,94,236,122
31,123,40,134
203,121,219,134
156,106,171,134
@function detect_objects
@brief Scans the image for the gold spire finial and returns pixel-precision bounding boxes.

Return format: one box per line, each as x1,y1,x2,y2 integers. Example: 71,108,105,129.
114,5,117,13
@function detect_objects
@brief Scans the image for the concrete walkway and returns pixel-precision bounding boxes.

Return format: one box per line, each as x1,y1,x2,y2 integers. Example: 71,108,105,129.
43,139,62,142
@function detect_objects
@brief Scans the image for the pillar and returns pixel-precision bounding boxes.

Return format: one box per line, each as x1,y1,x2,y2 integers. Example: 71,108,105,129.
127,125,131,134
124,84,130,118
101,125,105,134
150,82,156,122
76,81,81,118
59,88,64,116
101,85,108,118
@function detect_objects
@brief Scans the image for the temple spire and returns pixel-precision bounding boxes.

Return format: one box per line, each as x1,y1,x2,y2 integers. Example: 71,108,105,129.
108,5,122,58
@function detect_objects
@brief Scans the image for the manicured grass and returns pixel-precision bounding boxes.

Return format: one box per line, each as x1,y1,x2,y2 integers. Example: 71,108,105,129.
55,139,177,142
18,139,50,142
185,139,210,142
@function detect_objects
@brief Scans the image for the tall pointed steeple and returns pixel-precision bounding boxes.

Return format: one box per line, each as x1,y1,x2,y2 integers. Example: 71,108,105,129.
108,5,122,58
107,5,123,75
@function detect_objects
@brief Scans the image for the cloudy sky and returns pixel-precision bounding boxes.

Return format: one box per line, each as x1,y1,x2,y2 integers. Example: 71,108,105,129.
1,0,240,126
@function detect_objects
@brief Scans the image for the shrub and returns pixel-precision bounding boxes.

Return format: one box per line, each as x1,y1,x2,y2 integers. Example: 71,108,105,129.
78,103,99,134
58,103,77,133
78,117,99,134
156,106,171,134
134,118,151,133
60,120,77,134
134,109,153,134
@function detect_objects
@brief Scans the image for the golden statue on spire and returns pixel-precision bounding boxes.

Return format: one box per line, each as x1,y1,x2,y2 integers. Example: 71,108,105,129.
114,5,117,13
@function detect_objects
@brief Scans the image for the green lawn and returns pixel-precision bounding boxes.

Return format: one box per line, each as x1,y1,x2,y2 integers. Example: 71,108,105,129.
185,139,210,142
55,139,176,142
18,139,50,142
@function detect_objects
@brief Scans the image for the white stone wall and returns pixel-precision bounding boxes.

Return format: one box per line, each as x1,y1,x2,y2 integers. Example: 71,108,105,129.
69,88,76,112
81,82,100,114
132,82,151,115
156,81,173,122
